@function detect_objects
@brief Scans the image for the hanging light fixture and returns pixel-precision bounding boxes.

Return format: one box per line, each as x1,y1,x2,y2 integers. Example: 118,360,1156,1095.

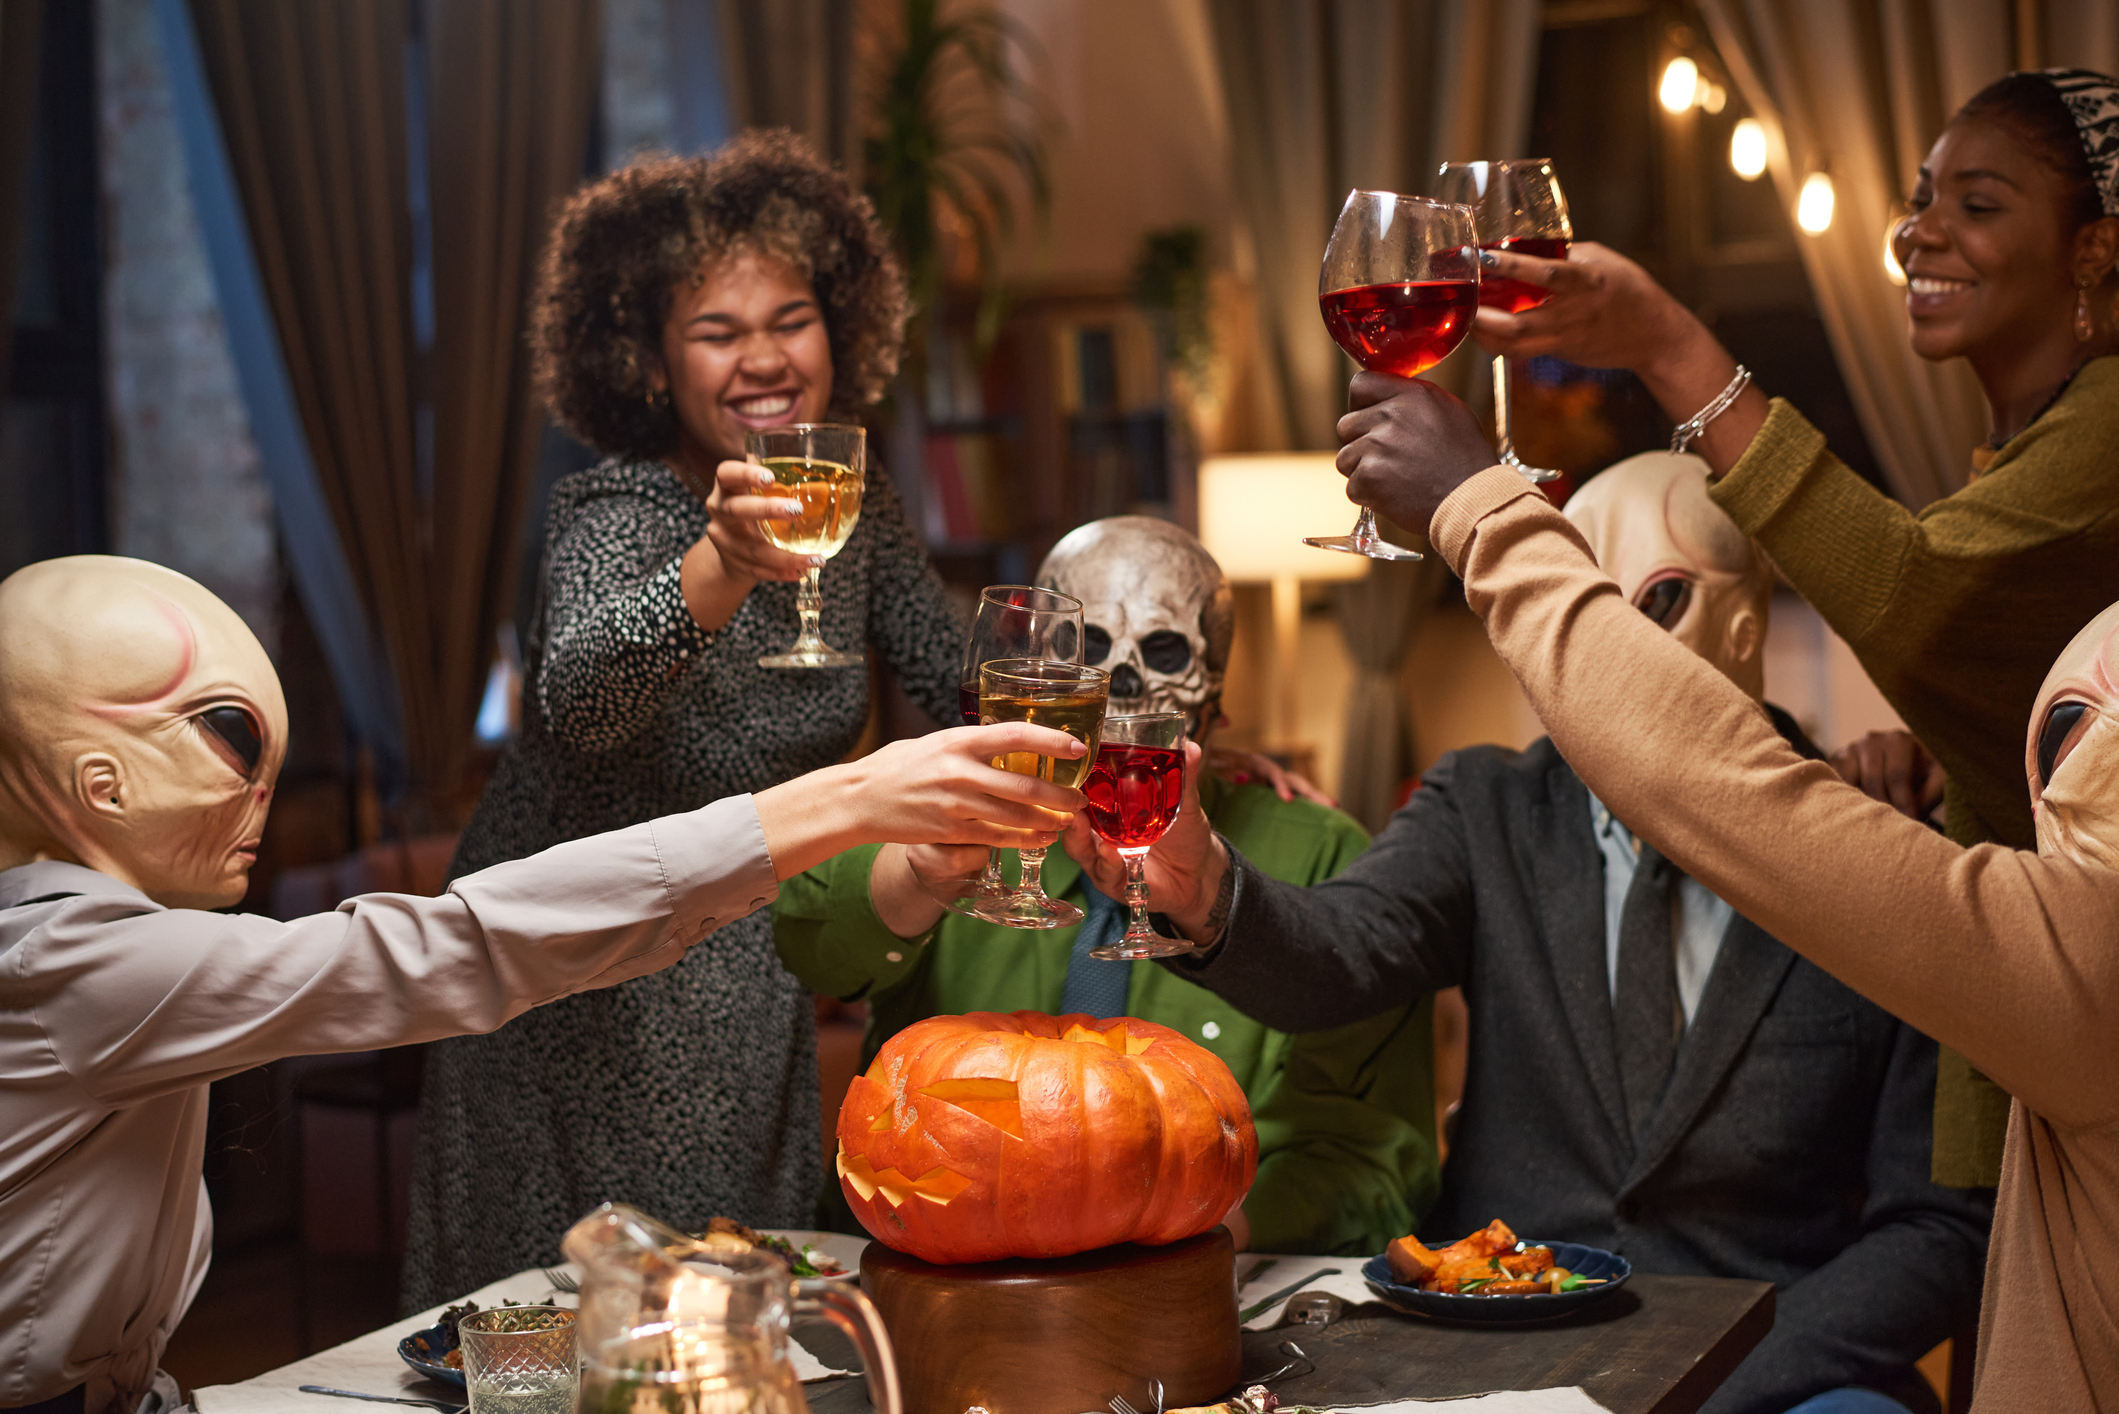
1796,171,1836,234
1659,56,1699,114
1729,118,1767,179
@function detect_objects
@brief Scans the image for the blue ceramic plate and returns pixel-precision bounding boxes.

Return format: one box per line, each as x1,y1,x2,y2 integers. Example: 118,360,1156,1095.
397,1324,467,1389
1362,1240,1631,1324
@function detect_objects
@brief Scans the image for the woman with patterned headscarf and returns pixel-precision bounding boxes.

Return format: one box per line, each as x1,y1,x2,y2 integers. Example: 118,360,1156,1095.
1467,68,2119,1187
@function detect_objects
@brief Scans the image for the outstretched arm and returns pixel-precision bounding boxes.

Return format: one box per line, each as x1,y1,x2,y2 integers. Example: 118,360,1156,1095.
1331,373,2119,1128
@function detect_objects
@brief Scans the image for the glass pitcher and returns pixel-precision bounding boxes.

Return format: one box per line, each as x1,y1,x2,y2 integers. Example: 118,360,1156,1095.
564,1203,901,1414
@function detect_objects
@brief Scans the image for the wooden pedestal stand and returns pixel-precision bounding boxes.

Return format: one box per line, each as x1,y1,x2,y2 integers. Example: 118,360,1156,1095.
861,1228,1240,1414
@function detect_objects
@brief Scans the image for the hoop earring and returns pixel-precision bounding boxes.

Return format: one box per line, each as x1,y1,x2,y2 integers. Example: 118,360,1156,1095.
2076,275,2096,343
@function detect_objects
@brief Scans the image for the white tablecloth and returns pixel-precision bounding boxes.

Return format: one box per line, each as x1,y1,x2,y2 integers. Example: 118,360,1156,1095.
190,1231,867,1414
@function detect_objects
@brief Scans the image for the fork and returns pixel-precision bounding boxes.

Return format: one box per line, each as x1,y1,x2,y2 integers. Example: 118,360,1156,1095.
299,1385,466,1413
542,1266,580,1294
1108,1396,1141,1414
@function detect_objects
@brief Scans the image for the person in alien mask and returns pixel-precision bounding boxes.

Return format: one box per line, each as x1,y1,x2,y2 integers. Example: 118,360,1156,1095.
775,516,1439,1256
1213,372,2119,1412
1069,458,1991,1414
0,556,1087,1414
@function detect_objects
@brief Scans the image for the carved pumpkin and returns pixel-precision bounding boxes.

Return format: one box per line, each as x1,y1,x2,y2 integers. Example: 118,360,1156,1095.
836,1010,1257,1265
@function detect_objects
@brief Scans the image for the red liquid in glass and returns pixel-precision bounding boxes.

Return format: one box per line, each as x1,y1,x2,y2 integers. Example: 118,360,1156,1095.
958,682,981,727
1083,743,1184,849
1319,280,1478,377
1477,237,1569,313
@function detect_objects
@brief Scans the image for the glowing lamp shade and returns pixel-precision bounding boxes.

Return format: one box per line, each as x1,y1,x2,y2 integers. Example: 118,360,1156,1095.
1199,455,1373,584
1729,118,1767,180
1659,56,1700,114
1797,171,1836,234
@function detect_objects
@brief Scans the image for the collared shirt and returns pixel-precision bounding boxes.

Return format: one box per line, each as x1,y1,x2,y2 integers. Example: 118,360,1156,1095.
0,796,778,1414
1589,793,1734,1026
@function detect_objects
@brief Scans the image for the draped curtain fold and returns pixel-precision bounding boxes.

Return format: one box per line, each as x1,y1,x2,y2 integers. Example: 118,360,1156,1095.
1699,1,2119,509
1206,0,1539,823
0,0,45,412
426,0,603,801
188,0,600,820
719,0,859,165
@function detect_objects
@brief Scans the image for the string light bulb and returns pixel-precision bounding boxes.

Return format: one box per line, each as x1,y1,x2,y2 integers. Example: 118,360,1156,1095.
1701,82,1727,114
1729,118,1767,179
1882,216,1909,285
1659,57,1699,114
1797,171,1836,234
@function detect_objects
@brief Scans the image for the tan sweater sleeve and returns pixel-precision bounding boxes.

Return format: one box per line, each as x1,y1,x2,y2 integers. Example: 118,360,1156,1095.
1433,467,2119,1130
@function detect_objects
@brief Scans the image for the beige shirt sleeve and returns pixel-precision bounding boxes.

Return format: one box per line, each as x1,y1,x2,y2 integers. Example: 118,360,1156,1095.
1432,467,2119,1130
19,794,778,1107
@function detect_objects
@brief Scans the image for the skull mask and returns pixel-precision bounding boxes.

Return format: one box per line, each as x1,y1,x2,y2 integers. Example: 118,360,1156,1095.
1037,516,1234,734
2027,598,2119,872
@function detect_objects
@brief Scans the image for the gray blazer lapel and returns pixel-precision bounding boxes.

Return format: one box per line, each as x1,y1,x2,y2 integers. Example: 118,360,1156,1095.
1622,911,1796,1187
1527,761,1631,1149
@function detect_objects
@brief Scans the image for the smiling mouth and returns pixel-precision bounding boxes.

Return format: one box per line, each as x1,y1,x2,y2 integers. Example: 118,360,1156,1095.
1908,276,1973,296
727,391,799,423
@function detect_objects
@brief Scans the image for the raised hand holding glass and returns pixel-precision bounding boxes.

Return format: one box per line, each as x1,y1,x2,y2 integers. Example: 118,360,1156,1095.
751,423,867,669
1082,712,1189,960
970,659,1108,928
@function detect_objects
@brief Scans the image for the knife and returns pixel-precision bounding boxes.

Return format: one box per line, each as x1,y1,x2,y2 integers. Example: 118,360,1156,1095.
298,1385,468,1413
1239,1268,1340,1322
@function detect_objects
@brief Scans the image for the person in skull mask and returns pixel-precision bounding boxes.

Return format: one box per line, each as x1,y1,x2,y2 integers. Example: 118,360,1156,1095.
1071,458,1992,1414
776,516,1440,1256
0,555,1087,1414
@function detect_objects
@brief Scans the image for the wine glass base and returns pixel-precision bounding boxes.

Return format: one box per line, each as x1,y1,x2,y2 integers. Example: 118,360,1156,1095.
953,890,1084,929
1302,534,1424,562
758,646,866,669
1088,934,1191,960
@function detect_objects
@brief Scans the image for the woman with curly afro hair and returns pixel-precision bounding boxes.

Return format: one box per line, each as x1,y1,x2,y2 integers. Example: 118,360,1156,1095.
401,130,971,1308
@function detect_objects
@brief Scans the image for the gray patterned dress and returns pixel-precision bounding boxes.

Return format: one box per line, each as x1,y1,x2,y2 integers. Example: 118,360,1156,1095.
400,456,961,1311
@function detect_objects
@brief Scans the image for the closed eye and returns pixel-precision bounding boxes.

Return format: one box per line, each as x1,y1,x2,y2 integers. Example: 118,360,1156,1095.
1636,577,1692,629
2037,701,2090,787
200,705,264,774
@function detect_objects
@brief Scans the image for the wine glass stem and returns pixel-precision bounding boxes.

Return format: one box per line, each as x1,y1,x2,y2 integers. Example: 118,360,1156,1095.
1121,848,1153,934
1352,506,1382,543
1017,845,1050,898
1492,353,1519,463
795,565,826,647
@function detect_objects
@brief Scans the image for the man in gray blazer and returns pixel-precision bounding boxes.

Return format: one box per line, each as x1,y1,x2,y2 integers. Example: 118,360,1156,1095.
1072,455,1991,1414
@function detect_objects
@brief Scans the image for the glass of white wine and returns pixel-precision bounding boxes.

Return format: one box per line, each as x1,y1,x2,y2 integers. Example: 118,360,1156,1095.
974,658,1108,928
748,423,867,669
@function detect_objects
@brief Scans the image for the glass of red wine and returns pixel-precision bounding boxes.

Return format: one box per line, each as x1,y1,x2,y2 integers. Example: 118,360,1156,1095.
941,586,1083,924
1081,712,1189,959
1432,159,1572,484
1312,191,1481,560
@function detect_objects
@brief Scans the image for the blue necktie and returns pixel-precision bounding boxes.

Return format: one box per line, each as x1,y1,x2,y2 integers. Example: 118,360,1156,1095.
1058,876,1133,1019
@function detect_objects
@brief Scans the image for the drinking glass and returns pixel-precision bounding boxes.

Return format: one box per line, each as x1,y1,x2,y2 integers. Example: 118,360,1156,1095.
972,659,1109,928
459,1305,577,1414
1433,159,1572,484
941,587,1085,921
1081,712,1188,960
1311,191,1481,561
751,424,867,669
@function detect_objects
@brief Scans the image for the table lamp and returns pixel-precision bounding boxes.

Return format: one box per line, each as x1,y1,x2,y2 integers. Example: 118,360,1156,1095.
1198,454,1369,757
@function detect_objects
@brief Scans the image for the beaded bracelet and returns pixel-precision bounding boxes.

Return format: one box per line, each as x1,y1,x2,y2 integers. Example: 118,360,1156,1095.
1669,364,1752,454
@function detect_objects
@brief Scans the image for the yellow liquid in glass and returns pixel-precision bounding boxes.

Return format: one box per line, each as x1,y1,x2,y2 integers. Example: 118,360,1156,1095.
981,690,1106,790
756,456,863,556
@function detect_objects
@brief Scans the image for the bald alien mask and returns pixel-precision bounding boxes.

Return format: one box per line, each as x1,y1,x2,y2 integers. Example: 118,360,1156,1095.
0,556,287,908
2028,599,2119,872
1565,452,1774,700
1038,516,1235,734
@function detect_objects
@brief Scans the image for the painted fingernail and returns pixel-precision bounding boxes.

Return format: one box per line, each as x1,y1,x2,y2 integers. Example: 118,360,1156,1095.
780,500,804,515
807,555,827,567
1477,248,1499,269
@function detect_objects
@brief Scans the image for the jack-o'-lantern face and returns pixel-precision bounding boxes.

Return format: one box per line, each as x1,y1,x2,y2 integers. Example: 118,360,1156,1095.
2028,600,2119,872
836,1012,1256,1266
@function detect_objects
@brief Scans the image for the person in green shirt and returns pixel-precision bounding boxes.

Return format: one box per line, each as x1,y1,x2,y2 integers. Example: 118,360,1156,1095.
776,516,1439,1256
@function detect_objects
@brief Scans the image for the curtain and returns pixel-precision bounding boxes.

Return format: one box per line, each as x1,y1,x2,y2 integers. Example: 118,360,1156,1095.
0,0,45,411
1206,0,1540,816
1699,1,2119,509
426,0,603,807
1206,0,1541,453
188,0,601,822
719,0,859,165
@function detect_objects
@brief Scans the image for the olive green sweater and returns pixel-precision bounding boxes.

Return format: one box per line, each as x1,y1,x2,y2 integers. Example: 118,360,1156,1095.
1709,356,2119,1185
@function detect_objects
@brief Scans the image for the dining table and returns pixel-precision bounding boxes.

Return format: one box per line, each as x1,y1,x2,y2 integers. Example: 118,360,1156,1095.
192,1238,1772,1414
